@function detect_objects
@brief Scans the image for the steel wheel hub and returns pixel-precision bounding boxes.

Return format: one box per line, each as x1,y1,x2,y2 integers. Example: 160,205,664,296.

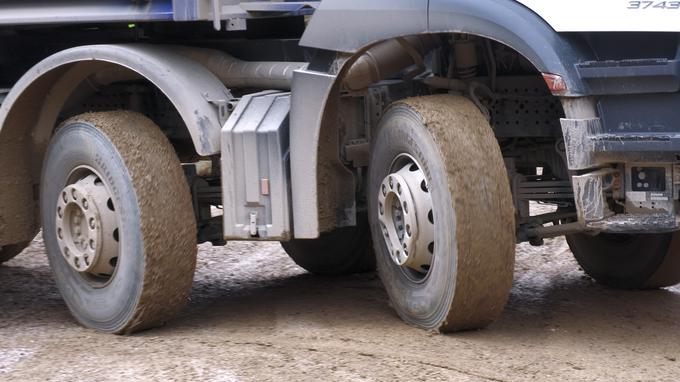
55,173,119,276
377,158,435,273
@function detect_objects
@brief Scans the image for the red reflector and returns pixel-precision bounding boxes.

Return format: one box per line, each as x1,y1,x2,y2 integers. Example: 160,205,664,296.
542,73,567,93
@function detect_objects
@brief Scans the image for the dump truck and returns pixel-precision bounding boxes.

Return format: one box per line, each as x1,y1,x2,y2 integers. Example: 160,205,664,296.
1,0,680,334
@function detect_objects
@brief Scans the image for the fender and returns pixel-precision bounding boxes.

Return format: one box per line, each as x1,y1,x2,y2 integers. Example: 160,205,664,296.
428,0,592,95
302,0,593,95
0,44,230,245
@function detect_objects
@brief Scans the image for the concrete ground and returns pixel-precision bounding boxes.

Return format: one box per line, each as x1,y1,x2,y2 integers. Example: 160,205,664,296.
1,232,679,381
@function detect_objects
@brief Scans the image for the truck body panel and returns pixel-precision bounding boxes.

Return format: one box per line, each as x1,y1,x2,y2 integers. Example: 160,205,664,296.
518,0,680,33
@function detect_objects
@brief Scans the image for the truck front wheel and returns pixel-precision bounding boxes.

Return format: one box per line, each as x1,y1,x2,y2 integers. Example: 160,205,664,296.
566,232,680,289
41,111,197,334
368,95,515,332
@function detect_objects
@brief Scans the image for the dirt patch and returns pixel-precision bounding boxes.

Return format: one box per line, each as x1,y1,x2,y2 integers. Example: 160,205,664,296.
2,229,680,381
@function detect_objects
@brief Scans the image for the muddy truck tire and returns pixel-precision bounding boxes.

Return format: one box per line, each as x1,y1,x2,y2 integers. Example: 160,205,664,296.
0,241,29,264
567,232,680,289
368,95,515,332
281,213,375,275
40,111,197,334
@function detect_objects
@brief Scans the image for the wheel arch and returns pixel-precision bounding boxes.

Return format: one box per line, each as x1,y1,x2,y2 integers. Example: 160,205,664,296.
301,0,593,95
427,0,594,96
0,44,230,246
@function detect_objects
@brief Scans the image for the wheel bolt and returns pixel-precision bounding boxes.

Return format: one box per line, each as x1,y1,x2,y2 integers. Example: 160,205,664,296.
82,199,88,210
89,217,96,229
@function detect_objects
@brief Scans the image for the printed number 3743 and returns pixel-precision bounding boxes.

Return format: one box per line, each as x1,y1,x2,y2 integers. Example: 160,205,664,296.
628,1,680,9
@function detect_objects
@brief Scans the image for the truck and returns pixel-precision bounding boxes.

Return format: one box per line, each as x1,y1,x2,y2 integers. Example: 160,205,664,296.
1,0,679,334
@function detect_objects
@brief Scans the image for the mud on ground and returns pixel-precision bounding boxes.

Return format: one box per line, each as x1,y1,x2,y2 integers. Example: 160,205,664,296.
1,229,680,381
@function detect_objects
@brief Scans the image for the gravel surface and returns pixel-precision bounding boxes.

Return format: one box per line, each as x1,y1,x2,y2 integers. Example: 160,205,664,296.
2,227,680,381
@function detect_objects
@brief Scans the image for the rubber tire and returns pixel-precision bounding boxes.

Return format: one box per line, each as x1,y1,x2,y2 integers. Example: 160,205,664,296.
0,241,29,264
368,95,516,332
281,214,375,275
567,232,680,289
41,111,197,334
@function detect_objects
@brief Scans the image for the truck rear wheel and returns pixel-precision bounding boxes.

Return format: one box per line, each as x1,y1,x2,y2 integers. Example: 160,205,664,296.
0,241,29,264
281,215,375,275
41,111,197,334
566,232,680,289
368,95,515,332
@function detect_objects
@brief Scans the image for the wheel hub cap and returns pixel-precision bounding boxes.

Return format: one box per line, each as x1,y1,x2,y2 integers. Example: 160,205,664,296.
377,160,435,273
55,174,119,275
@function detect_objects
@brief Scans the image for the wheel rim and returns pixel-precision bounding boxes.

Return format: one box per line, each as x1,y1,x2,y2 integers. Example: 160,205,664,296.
377,154,435,279
55,167,120,283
